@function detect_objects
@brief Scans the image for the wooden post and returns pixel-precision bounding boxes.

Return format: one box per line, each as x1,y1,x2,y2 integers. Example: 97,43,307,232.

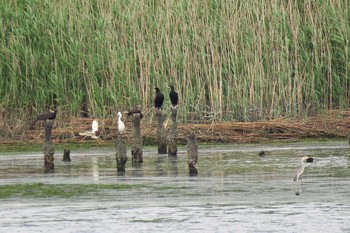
43,120,55,173
115,134,128,175
131,112,143,164
167,107,178,157
187,132,198,176
62,148,71,162
156,108,167,154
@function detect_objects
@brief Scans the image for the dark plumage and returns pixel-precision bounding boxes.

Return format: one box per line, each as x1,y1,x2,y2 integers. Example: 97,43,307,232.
258,150,265,157
306,157,314,163
31,110,57,126
169,85,179,109
127,110,144,119
154,87,164,109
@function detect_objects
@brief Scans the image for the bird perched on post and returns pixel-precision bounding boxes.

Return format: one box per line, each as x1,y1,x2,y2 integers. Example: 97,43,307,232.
31,109,57,127
169,85,178,109
154,87,164,110
293,156,312,181
117,112,125,134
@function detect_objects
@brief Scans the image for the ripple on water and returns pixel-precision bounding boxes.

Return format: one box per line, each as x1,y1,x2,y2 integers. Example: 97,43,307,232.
0,142,350,232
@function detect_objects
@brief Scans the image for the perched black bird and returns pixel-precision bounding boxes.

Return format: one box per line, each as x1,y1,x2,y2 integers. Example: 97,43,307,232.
154,87,164,109
169,85,179,109
31,109,57,126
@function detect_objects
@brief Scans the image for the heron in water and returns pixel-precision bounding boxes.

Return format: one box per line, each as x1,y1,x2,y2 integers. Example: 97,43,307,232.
117,112,125,134
293,156,311,181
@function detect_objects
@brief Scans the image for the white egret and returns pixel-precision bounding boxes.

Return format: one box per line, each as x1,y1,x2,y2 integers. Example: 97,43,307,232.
117,112,125,133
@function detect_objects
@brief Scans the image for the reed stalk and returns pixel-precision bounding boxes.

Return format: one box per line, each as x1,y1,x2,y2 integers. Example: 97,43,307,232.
0,0,348,125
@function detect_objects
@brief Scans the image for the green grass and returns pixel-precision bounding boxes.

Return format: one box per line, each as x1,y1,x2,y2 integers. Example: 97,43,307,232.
0,0,349,126
0,183,146,199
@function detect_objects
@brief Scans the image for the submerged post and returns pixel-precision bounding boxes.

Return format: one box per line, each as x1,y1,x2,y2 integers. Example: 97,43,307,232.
115,134,128,174
156,109,167,154
130,109,143,164
187,132,198,176
43,120,55,173
167,107,178,157
62,147,71,162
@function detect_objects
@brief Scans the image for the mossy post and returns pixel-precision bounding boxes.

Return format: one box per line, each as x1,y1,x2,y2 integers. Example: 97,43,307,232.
187,132,198,176
62,147,71,162
131,111,143,164
43,120,55,173
156,108,167,154
167,107,178,157
115,134,128,175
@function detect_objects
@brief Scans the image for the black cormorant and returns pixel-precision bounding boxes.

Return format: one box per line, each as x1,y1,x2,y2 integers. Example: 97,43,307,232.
31,109,57,126
154,87,164,109
169,85,179,109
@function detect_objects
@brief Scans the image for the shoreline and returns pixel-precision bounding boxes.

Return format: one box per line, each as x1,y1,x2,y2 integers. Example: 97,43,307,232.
1,112,349,147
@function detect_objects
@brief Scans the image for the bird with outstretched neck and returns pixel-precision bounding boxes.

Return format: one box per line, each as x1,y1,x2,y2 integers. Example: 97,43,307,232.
169,85,179,109
154,87,164,109
117,112,125,134
293,156,312,181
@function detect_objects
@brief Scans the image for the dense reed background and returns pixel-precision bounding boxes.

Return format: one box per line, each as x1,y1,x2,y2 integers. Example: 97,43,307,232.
0,0,349,125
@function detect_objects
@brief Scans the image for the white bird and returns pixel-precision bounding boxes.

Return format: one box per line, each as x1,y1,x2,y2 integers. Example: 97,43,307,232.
79,119,100,139
117,112,125,133
293,156,310,181
91,119,99,139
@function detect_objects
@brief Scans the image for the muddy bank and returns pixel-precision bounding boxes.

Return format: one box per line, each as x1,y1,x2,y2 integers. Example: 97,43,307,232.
1,110,350,145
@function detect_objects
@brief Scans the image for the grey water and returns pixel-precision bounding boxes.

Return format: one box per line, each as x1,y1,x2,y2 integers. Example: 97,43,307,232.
1,141,350,232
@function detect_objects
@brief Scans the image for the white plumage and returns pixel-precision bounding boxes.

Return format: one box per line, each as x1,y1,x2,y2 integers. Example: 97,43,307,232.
79,119,99,139
117,112,125,133
293,156,309,181
91,119,99,139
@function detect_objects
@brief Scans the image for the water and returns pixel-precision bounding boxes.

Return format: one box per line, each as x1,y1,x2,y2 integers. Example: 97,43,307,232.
1,141,350,232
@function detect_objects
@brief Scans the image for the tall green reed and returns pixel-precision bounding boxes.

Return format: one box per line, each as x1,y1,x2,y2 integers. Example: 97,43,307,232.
0,0,349,125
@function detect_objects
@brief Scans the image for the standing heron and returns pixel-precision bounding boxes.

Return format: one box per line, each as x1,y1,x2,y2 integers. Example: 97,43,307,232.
293,156,310,181
294,156,313,195
154,87,164,109
169,85,178,109
117,112,125,134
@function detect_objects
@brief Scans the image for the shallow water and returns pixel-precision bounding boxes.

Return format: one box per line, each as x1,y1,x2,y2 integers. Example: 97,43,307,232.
1,141,350,232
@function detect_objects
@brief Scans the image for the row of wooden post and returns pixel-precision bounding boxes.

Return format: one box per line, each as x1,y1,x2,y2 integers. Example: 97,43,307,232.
42,106,198,175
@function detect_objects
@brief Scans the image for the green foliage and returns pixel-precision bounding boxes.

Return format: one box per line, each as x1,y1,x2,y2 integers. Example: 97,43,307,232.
0,0,349,122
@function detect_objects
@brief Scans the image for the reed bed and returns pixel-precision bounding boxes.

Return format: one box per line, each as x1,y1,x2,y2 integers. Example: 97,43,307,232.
6,109,350,145
0,0,349,125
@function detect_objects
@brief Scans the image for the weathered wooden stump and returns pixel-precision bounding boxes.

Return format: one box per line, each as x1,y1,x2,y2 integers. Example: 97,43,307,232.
167,107,178,157
131,111,143,164
115,133,128,175
187,132,198,176
62,148,71,162
43,120,55,173
156,108,167,154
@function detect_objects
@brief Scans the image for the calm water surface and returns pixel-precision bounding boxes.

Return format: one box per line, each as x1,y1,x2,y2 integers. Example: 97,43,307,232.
0,141,350,232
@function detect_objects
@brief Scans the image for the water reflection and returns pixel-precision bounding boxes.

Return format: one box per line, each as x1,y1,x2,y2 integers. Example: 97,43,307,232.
91,156,99,182
0,141,350,232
